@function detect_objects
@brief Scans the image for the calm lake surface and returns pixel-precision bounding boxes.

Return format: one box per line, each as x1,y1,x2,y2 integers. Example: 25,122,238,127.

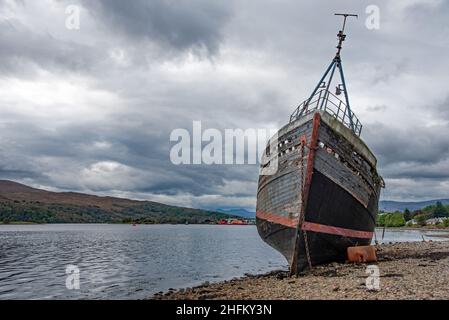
0,224,448,300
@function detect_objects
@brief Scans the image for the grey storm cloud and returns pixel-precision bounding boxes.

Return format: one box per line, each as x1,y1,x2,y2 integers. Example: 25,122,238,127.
1,0,449,208
81,0,231,55
0,17,102,76
365,123,449,167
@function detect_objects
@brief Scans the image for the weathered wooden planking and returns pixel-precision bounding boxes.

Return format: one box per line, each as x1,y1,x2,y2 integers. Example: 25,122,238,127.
259,119,313,189
257,119,314,219
319,121,373,175
318,122,377,190
315,146,373,196
257,169,302,218
314,149,371,208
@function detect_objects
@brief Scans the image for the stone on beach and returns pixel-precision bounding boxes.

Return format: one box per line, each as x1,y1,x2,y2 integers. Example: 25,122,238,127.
151,241,449,300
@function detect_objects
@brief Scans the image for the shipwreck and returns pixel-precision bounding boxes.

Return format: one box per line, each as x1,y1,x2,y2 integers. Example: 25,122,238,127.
256,14,384,274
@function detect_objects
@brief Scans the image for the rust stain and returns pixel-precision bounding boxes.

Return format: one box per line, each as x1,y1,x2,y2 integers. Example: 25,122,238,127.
290,112,321,273
256,210,299,228
302,221,374,239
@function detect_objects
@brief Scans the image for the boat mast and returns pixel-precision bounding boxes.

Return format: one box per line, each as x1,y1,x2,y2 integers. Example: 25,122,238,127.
305,13,358,131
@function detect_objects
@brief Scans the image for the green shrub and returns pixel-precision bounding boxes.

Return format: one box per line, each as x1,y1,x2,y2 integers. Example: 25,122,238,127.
415,214,427,226
443,218,449,228
377,212,405,227
404,208,412,221
384,212,406,227
376,213,386,227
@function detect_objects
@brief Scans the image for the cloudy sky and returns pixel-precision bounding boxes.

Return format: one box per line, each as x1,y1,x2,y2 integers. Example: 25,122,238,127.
1,0,448,210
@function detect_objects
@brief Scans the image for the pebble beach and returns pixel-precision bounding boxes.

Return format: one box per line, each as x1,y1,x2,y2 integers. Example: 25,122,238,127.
152,241,449,300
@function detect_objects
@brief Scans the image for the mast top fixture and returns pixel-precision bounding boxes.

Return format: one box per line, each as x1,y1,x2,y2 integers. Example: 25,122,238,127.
290,13,362,135
334,13,358,58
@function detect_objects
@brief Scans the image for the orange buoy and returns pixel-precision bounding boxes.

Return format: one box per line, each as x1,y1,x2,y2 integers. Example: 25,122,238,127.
347,245,377,263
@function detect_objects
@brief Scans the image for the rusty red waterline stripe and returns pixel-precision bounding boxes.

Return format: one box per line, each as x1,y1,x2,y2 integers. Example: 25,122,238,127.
301,221,373,239
256,210,298,228
256,212,373,240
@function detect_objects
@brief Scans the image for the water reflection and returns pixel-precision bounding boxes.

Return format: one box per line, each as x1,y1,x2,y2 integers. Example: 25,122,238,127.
0,224,447,299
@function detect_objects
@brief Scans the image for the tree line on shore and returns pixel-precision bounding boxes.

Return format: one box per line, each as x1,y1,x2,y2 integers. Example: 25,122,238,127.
377,201,449,228
0,200,235,224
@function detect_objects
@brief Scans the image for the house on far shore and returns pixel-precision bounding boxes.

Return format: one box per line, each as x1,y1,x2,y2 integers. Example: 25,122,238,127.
425,217,446,225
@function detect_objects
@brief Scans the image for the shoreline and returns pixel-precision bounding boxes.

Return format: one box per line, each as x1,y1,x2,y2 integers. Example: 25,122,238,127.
0,222,255,226
152,241,449,300
376,226,449,232
0,222,447,231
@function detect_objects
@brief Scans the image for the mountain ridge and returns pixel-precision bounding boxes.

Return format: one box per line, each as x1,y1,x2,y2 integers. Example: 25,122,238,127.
379,199,449,212
0,180,235,224
216,198,449,217
2,180,446,222
215,208,256,219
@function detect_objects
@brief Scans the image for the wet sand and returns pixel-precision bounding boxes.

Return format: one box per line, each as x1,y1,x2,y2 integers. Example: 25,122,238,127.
152,241,449,300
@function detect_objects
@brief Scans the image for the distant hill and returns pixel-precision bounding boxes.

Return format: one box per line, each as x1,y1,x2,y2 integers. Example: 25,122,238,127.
216,208,256,219
0,180,236,224
379,199,449,212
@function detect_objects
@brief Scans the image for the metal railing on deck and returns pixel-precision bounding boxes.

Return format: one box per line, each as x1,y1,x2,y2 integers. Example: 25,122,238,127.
289,89,362,136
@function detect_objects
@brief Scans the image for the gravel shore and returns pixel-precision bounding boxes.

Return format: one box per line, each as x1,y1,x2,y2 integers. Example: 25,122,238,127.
152,241,449,300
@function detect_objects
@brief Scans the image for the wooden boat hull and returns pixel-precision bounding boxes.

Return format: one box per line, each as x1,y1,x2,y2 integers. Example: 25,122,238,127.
256,111,381,273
